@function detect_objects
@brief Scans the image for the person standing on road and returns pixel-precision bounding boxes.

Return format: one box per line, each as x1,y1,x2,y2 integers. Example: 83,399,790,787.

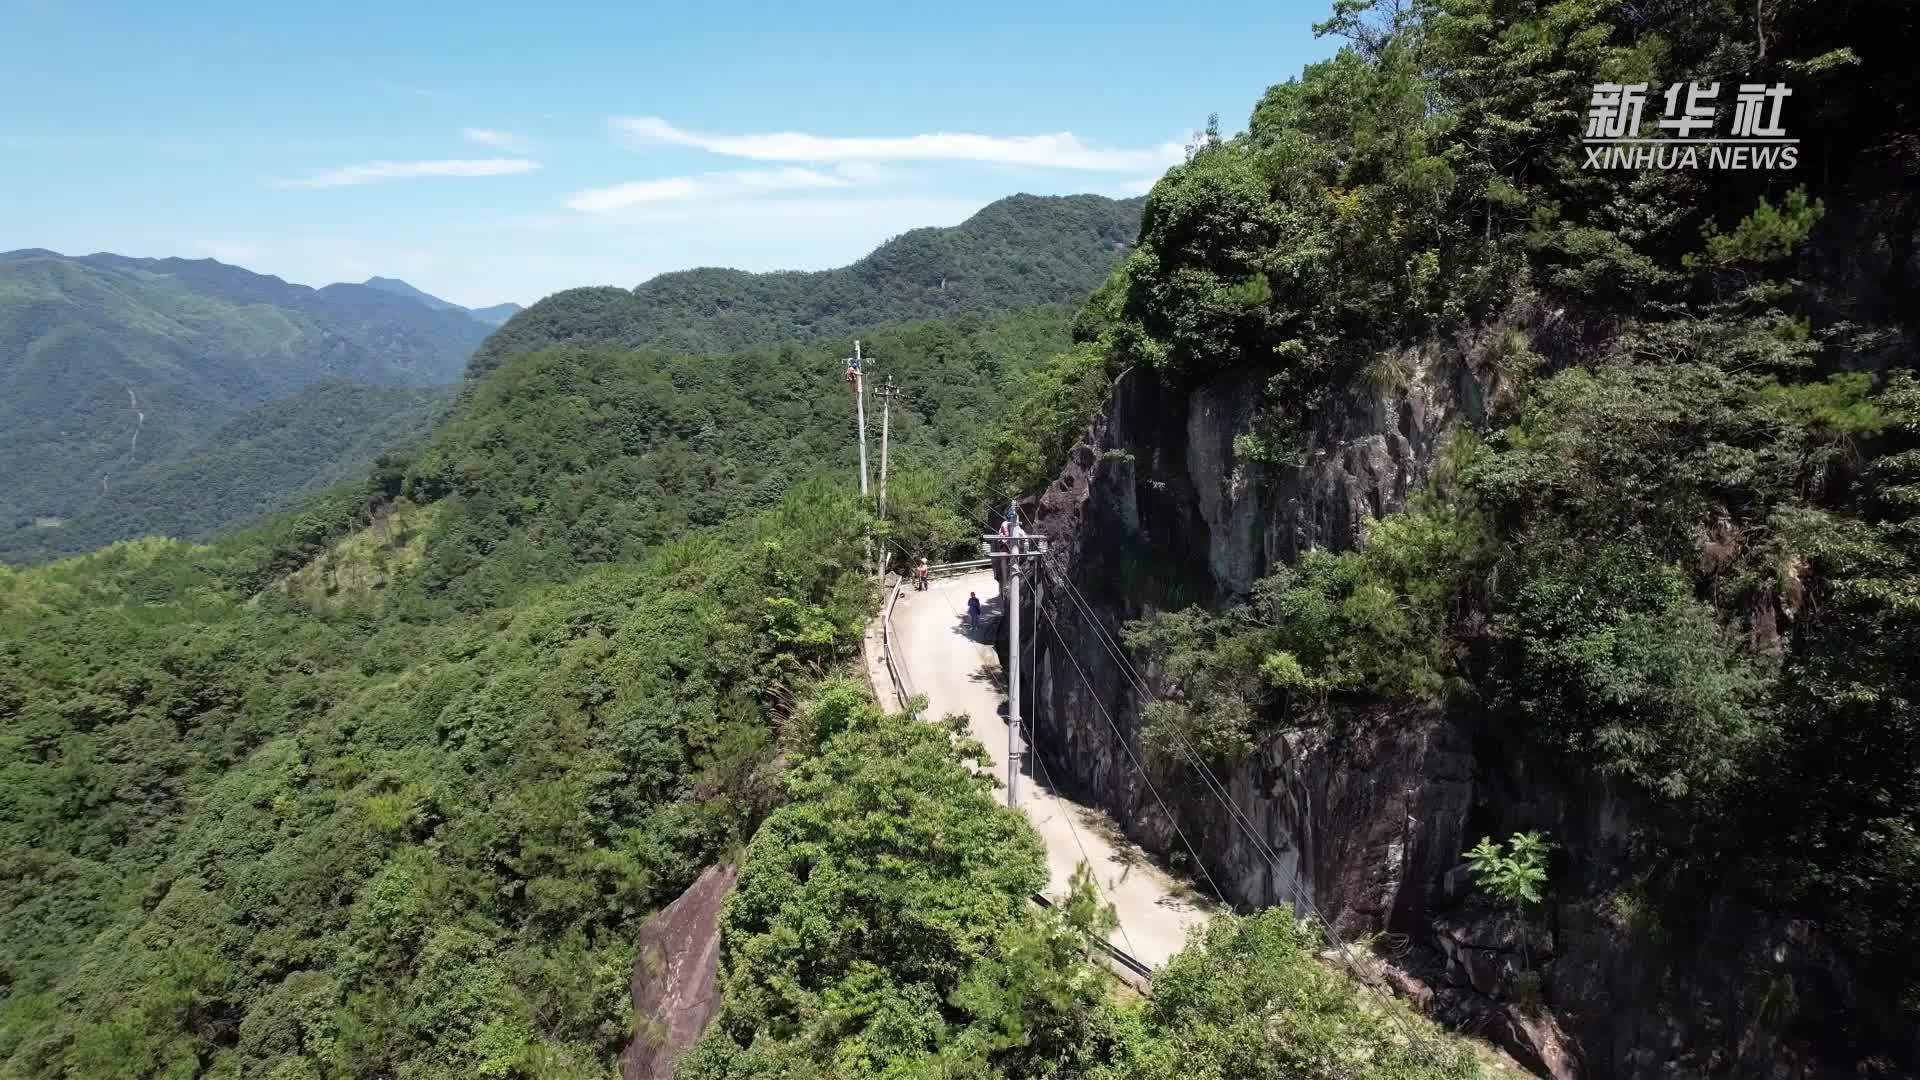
966,591,981,632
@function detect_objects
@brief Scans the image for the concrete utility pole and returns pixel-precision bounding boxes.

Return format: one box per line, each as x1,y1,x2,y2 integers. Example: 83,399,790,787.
986,511,1047,809
850,341,870,497
876,377,903,520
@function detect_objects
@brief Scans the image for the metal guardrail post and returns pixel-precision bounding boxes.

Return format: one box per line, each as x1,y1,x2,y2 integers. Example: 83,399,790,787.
929,558,991,574
880,577,917,721
1027,892,1154,987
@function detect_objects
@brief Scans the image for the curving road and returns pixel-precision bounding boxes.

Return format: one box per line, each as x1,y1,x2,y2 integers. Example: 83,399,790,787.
872,568,1215,971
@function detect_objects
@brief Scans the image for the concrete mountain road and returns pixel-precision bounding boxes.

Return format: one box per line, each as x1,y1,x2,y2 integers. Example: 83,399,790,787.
868,568,1216,971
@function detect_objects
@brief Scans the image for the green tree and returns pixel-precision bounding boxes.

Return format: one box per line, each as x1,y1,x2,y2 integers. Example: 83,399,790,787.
1464,832,1552,911
1091,910,1477,1080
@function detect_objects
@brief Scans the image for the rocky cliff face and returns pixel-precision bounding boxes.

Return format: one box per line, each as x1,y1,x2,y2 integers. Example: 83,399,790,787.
1020,309,1866,1078
621,865,737,1080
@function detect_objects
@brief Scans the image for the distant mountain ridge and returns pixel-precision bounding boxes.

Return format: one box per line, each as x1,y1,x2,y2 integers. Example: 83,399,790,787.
0,248,489,559
0,193,1140,560
361,275,522,327
469,192,1144,376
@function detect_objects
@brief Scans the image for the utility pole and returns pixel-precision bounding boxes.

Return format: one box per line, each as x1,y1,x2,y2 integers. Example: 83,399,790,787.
985,510,1047,809
876,377,903,521
1008,529,1022,808
848,341,870,497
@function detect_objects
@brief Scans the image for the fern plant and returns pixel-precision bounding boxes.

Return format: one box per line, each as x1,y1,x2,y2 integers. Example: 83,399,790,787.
1465,830,1553,910
1465,830,1555,998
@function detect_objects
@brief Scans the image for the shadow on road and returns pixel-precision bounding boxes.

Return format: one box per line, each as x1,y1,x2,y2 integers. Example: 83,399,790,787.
947,592,1004,643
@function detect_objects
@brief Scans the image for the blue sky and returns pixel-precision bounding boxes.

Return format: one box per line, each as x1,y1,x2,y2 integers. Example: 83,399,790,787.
1,0,1339,308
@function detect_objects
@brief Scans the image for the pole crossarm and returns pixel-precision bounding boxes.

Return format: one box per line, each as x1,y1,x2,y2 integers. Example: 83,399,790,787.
981,536,1050,556
848,340,869,497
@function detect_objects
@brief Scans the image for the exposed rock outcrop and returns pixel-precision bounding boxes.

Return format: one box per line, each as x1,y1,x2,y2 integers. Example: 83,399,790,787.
621,864,737,1080
1019,305,1876,1077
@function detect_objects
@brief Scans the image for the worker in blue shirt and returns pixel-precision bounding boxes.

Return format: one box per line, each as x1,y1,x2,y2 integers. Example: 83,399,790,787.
966,591,981,633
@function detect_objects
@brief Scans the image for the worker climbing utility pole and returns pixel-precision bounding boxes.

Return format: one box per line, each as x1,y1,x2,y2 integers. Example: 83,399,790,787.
846,341,869,497
876,376,903,520
986,509,1046,809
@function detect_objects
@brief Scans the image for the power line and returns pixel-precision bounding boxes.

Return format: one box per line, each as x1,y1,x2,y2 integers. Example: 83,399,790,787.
1004,487,1436,1051
888,412,1442,1056
917,569,1145,967
1029,599,1231,907
1034,559,1442,1060
908,459,1441,1055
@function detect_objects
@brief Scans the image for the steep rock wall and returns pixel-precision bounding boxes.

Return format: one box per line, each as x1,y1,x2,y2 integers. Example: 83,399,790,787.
1021,311,1864,1078
621,864,737,1080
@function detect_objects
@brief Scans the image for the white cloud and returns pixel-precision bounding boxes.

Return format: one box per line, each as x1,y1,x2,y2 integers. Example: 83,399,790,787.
463,127,532,153
274,158,541,189
565,166,848,213
613,115,1184,172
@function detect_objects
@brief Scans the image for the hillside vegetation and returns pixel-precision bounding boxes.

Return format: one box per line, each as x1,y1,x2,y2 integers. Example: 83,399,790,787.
955,0,1918,1067
0,250,488,557
403,309,1074,612
11,0,1919,1071
0,383,451,563
0,283,1487,1078
468,194,1142,375
0,477,877,1080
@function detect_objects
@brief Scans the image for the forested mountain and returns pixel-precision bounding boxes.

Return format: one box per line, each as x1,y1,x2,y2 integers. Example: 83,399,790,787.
0,250,489,559
1,196,1128,562
360,276,522,327
0,383,451,562
468,193,1142,375
391,308,1073,611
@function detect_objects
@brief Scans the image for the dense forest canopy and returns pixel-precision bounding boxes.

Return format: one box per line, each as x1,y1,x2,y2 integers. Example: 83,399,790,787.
0,287,1488,1078
0,476,878,1080
398,307,1075,612
0,384,452,563
467,194,1143,376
